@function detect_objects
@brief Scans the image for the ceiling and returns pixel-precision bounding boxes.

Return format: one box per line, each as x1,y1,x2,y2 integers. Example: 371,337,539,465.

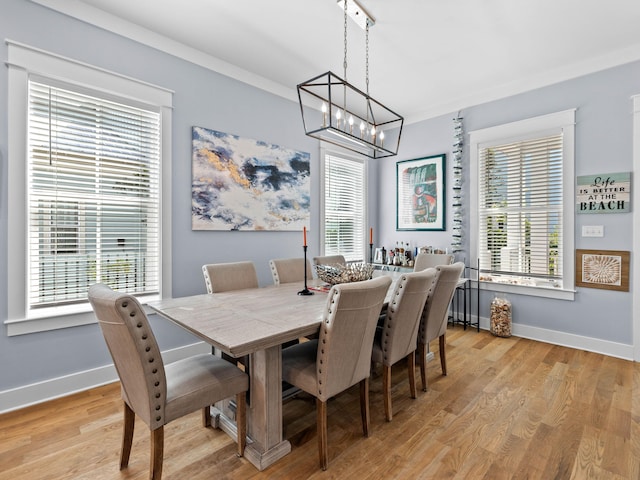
35,0,640,124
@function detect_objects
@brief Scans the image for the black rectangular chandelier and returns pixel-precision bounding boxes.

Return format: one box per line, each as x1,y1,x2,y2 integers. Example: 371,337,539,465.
297,71,403,159
297,0,403,159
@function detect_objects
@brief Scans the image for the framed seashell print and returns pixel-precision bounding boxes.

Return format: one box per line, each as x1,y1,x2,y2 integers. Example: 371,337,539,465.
575,249,629,291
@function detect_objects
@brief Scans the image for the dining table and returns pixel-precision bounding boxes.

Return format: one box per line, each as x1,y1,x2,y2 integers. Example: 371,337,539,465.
148,271,403,471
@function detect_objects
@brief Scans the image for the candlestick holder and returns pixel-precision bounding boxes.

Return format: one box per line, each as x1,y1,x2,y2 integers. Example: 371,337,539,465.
298,245,314,296
369,243,374,264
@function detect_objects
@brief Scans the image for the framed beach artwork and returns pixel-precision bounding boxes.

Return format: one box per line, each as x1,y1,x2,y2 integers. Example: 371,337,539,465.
191,127,311,231
396,154,446,231
575,249,629,291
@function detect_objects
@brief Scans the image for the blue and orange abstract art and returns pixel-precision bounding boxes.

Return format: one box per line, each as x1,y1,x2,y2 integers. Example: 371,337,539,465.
192,127,311,231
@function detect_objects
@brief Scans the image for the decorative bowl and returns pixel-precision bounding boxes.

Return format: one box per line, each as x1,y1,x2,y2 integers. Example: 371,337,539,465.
314,263,375,285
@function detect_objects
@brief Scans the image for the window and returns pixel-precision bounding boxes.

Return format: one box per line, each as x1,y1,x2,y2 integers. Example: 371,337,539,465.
470,110,575,299
321,151,366,262
28,81,160,309
7,42,173,335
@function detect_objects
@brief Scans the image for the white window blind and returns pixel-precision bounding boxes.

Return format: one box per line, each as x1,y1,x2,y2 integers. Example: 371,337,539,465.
323,154,365,262
478,133,564,287
28,80,161,309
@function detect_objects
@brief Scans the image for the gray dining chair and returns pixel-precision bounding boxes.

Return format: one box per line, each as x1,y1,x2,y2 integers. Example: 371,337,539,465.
413,252,454,271
417,262,465,392
281,275,392,470
371,268,437,421
269,257,313,285
202,261,258,370
88,284,248,480
312,254,346,266
202,261,259,293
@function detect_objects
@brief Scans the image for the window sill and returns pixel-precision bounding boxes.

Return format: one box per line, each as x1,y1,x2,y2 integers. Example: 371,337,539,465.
478,280,575,301
5,294,161,336
5,309,97,336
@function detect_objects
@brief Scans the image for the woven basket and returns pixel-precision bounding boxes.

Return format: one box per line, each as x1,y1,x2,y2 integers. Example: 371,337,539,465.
314,263,375,285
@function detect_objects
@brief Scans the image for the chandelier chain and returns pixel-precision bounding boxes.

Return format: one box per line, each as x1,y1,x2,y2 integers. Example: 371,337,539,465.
366,20,370,97
343,0,348,81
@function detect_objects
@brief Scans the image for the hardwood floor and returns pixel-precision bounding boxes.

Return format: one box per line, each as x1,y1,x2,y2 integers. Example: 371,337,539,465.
2,325,639,479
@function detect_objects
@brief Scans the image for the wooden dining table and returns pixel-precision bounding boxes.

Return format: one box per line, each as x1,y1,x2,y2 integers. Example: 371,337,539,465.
148,272,402,471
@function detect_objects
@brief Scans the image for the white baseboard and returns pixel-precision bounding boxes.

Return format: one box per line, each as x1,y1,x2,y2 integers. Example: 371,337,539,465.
0,342,210,414
474,315,634,361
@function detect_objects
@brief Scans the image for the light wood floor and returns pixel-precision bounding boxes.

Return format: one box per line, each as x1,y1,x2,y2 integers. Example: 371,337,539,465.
2,325,640,480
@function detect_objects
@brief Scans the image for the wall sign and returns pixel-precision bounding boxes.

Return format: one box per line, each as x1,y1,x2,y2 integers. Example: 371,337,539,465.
576,172,631,213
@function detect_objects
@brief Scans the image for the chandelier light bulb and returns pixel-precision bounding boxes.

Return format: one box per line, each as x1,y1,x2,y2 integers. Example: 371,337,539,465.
360,121,365,138
321,102,327,127
348,115,354,134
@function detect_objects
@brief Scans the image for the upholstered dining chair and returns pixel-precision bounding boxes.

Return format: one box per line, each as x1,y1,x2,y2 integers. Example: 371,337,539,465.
281,275,392,470
269,257,313,285
413,252,454,271
312,254,346,266
371,268,438,421
202,261,259,370
202,261,259,293
88,284,249,480
417,262,465,392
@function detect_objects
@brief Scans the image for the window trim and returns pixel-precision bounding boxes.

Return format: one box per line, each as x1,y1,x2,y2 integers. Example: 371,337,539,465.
319,147,368,262
469,109,576,301
6,41,173,335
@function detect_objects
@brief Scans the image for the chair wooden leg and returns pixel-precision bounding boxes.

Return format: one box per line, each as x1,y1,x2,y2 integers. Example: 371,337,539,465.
417,341,428,392
316,398,328,471
359,378,370,437
202,406,211,427
439,334,447,376
150,426,164,480
383,365,392,422
120,402,135,470
407,351,417,399
235,392,246,457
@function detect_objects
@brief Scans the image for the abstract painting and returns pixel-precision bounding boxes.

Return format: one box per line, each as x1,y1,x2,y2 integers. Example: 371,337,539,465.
396,154,446,231
192,127,311,231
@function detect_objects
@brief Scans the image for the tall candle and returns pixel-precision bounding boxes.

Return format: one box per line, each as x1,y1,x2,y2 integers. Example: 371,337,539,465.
369,227,373,244
303,226,307,247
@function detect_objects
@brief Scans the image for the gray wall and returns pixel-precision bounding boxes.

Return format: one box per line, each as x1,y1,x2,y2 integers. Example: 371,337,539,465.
378,63,638,347
0,0,636,403
0,0,328,393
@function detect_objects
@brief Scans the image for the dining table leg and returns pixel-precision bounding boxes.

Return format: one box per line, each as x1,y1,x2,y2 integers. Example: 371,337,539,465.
212,344,291,470
243,344,292,470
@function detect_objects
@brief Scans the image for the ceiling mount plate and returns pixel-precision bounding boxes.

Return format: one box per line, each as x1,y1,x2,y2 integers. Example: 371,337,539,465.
337,0,375,29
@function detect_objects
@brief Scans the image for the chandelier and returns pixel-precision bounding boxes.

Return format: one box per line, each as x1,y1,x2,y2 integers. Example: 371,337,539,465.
297,0,403,159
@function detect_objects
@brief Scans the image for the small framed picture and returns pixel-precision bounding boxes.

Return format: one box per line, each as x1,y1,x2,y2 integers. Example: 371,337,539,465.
575,249,629,291
374,247,383,264
396,154,446,231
